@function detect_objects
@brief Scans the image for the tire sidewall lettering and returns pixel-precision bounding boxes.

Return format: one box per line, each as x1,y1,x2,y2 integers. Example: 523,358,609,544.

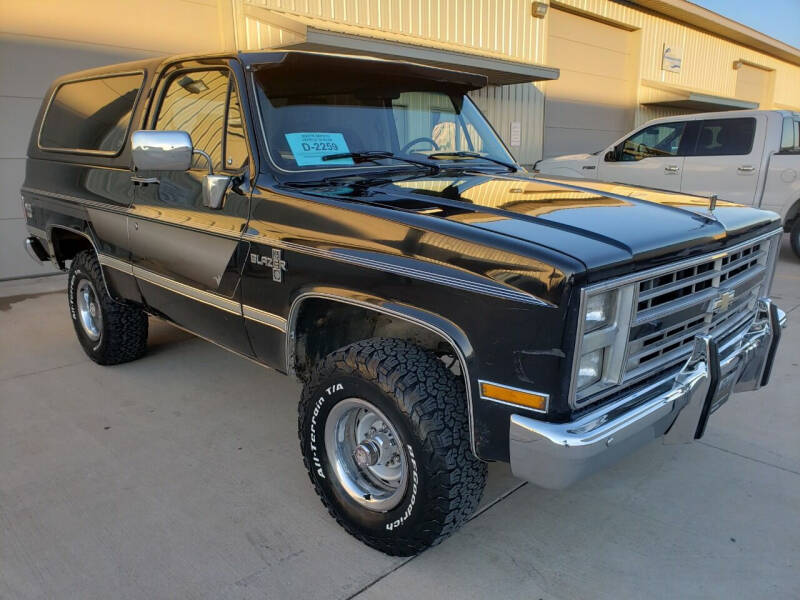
69,260,103,353
306,376,423,536
385,444,418,531
309,382,345,479
68,268,82,322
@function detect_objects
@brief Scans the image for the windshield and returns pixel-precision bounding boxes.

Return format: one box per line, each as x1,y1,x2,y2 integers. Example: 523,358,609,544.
254,77,515,173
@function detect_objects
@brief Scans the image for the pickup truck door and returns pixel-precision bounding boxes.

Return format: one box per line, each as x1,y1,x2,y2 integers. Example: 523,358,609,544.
596,121,686,192
129,63,254,354
679,115,766,206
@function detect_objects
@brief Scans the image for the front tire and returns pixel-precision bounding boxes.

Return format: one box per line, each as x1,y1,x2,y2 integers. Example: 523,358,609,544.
68,250,148,365
298,338,487,556
790,220,800,259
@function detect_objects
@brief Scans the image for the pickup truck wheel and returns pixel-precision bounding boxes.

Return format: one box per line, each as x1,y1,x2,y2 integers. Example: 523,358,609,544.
67,250,148,365
791,220,800,259
298,338,487,556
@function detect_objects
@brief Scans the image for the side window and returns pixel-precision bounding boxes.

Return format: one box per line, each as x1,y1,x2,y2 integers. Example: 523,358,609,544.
223,81,248,171
155,70,229,171
691,118,756,156
39,73,143,153
619,122,685,161
779,117,800,154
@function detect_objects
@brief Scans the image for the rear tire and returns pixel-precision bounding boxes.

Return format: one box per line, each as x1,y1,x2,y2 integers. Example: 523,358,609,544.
68,250,148,365
298,338,487,556
790,220,800,259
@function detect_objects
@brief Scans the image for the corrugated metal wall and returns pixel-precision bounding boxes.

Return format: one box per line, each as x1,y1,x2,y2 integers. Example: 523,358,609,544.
552,0,800,125
470,83,545,166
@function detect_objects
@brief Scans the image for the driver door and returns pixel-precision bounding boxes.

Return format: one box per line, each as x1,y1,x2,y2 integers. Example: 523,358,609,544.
129,61,254,354
597,121,687,192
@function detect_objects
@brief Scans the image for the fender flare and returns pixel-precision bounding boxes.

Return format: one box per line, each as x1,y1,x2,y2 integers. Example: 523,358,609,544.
286,286,479,456
48,224,120,301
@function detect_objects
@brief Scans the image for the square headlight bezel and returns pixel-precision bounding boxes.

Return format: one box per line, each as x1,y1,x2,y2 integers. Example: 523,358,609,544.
569,282,636,408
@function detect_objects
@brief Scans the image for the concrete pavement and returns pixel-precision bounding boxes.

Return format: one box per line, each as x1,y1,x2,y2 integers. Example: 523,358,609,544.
1,237,798,599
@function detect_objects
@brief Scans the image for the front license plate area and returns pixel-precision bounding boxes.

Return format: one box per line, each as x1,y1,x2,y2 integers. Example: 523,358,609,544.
709,370,737,414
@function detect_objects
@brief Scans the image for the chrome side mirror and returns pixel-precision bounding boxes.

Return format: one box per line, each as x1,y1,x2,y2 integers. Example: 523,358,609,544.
202,174,230,210
131,130,193,171
132,130,231,210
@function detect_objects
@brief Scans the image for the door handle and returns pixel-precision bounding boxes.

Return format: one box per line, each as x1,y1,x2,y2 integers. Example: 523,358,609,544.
130,176,160,185
737,165,755,173
664,165,680,173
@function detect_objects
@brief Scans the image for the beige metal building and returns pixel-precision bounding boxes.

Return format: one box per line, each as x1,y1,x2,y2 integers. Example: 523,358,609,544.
2,0,799,279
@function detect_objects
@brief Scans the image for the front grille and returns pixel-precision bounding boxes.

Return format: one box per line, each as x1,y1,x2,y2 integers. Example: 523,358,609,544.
625,237,770,382
573,231,780,409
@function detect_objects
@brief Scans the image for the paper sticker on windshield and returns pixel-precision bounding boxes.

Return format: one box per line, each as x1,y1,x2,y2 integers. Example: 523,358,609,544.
285,132,353,166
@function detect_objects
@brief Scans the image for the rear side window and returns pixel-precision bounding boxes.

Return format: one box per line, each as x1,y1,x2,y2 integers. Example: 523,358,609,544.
690,118,756,156
39,73,143,154
780,117,800,154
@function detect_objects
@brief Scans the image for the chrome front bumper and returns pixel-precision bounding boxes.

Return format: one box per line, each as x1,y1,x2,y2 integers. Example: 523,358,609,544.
509,298,786,489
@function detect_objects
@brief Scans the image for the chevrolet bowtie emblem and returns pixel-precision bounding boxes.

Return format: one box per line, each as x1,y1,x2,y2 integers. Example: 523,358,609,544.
710,290,736,313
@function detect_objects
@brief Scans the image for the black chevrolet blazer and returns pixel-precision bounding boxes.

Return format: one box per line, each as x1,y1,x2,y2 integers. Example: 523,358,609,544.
22,51,786,555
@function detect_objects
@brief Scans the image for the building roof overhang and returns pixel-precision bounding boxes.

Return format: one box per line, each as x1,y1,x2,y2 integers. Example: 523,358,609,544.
641,80,759,111
242,6,560,85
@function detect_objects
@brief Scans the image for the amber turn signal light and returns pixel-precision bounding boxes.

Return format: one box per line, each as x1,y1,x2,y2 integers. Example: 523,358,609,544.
479,381,548,412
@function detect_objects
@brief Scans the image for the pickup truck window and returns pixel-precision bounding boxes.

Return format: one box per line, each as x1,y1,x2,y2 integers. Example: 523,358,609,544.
619,122,685,161
779,117,800,154
38,72,143,154
689,117,756,156
254,75,512,173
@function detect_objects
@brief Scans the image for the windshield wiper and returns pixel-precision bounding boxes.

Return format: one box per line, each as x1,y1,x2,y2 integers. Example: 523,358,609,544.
427,151,518,172
322,151,439,174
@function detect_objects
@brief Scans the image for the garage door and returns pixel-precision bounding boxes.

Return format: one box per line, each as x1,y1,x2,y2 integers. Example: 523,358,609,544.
543,9,635,158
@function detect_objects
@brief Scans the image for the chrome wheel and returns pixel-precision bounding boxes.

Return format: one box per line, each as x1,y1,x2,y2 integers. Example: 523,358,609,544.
324,398,408,512
76,279,102,342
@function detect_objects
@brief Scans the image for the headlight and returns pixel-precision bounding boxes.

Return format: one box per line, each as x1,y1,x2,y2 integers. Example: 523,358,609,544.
572,284,636,406
577,348,603,388
584,291,616,333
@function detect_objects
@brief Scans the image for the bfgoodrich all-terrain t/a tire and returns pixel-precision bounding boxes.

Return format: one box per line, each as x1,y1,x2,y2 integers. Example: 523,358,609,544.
298,338,487,556
68,250,148,365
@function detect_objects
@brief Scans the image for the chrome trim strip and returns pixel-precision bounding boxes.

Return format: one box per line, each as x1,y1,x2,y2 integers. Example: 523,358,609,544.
100,254,287,329
36,70,146,157
132,266,241,315
477,379,549,414
243,305,288,332
286,291,479,456
97,253,134,276
244,233,548,306
585,228,782,294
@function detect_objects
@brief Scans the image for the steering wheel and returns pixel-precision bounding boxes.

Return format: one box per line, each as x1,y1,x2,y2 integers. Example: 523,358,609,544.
401,137,440,154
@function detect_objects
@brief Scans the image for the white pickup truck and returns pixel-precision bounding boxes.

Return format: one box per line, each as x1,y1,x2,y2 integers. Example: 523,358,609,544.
534,109,800,257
